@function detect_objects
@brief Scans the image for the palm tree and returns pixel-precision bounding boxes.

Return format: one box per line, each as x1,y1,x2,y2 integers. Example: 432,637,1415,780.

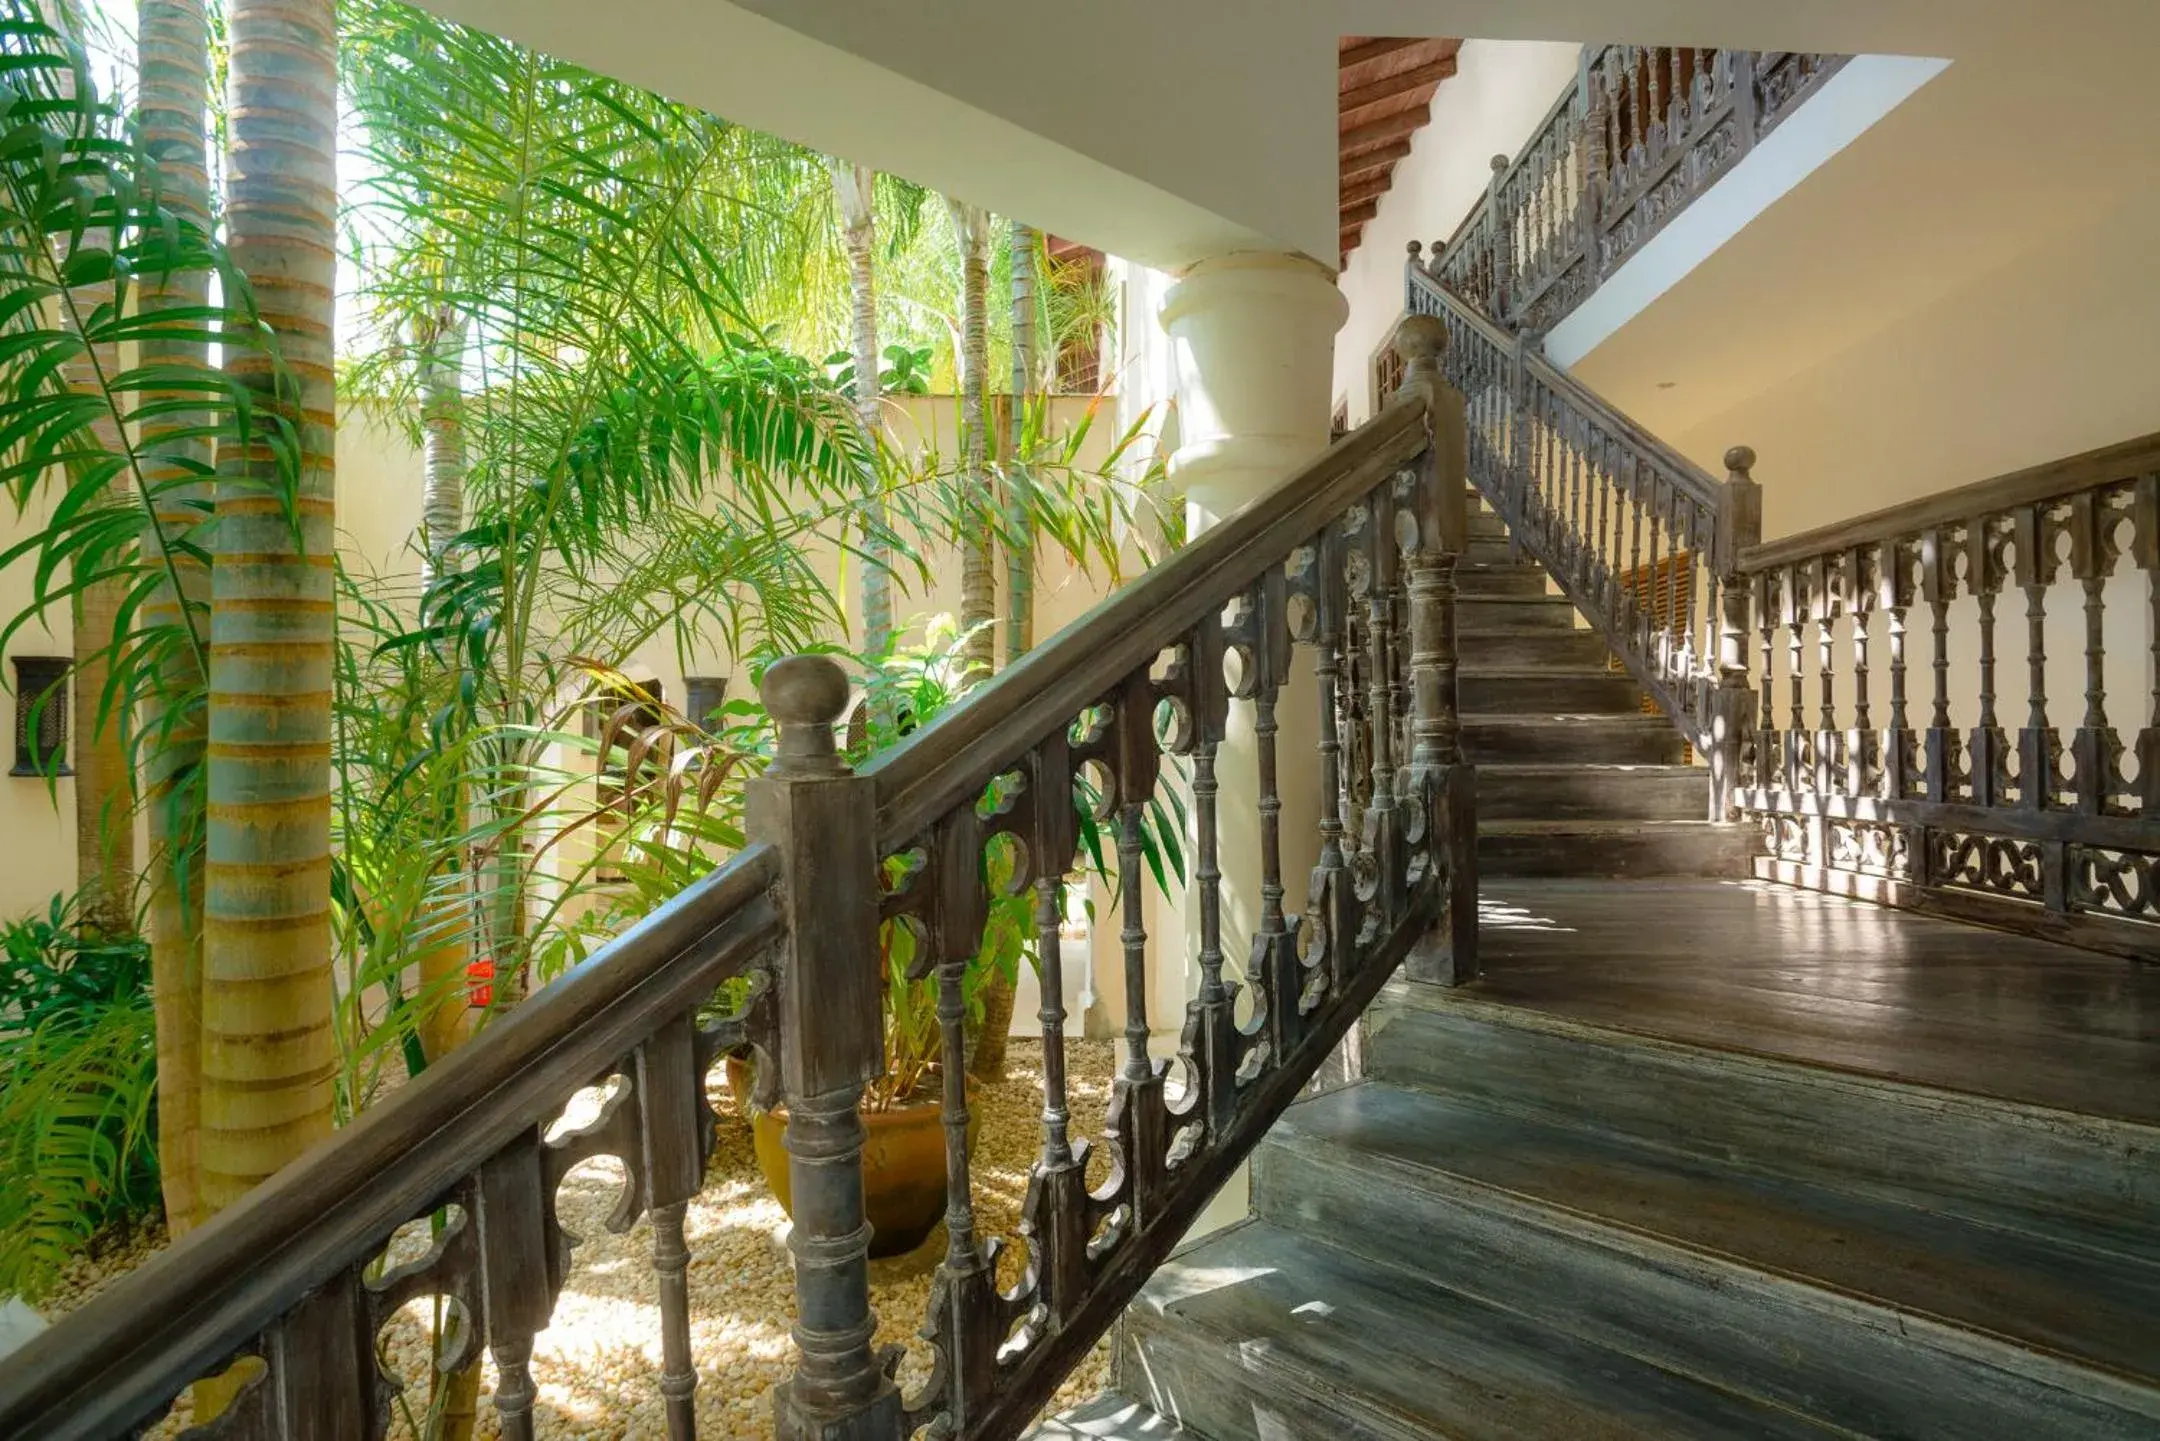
199,0,340,1216
945,197,994,684
135,0,213,1238
831,159,893,660
39,0,137,943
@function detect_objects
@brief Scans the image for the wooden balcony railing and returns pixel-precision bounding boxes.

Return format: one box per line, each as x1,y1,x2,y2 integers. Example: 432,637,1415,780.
1732,438,2160,958
0,321,1478,1440
1430,45,1846,335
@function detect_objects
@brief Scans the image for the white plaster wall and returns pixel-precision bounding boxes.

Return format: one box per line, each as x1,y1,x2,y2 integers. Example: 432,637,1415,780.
1333,41,1584,426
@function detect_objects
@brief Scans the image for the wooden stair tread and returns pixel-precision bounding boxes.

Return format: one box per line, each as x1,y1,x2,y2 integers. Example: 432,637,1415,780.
1122,1220,1847,1441
1273,1083,2160,1389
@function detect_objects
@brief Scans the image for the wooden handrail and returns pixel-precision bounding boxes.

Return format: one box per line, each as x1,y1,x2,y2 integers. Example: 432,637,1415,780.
868,397,1429,849
1741,431,2160,571
0,846,782,1437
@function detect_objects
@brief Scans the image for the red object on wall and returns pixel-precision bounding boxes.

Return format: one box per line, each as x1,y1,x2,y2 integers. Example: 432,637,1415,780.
467,956,495,1010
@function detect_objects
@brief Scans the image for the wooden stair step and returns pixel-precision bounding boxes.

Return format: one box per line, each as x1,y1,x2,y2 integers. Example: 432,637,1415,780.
1114,1220,1845,1441
1458,669,1645,715
1477,820,1755,877
1458,627,1610,666
1453,563,1548,598
1462,714,1686,765
1257,1083,2160,1439
1370,984,2160,1263
1475,762,1707,820
1457,595,1579,631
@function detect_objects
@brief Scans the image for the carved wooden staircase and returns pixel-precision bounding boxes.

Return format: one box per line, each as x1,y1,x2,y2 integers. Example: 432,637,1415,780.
1455,491,1755,879
1041,950,2160,1440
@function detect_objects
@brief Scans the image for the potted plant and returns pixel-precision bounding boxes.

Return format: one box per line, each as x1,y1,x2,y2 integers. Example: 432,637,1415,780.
718,621,1032,1256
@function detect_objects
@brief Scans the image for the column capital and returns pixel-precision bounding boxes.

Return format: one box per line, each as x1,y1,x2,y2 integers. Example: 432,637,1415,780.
1157,249,1348,523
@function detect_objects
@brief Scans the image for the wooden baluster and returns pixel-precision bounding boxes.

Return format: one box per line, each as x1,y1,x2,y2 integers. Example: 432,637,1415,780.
1599,434,1619,612
1105,668,1166,1223
476,1130,558,1441
1626,456,1646,643
1647,48,1665,155
1311,526,1360,996
1364,478,1403,921
2014,503,2060,815
752,656,902,1440
636,1012,706,1439
1848,547,1876,799
1645,477,1666,680
1487,153,1511,317
2141,473,2160,815
1024,729,1090,1322
1628,47,1646,161
1675,502,1697,705
923,804,997,1429
2068,490,2123,817
1885,540,1915,801
1783,562,1807,794
1248,569,1300,1062
1813,555,1839,795
1921,527,1959,803
1757,570,1779,790
1970,518,2009,808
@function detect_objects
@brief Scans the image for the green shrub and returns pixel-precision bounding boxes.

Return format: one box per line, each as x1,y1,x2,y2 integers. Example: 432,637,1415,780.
0,897,159,1301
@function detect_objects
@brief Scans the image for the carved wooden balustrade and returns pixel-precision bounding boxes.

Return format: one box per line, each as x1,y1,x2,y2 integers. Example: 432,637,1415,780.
0,323,1477,1441
1432,45,1846,335
1731,437,2160,958
1406,262,1759,815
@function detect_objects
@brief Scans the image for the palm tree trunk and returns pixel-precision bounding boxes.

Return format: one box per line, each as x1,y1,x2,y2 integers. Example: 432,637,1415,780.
415,306,472,1064
200,0,339,1216
1004,219,1039,667
136,0,213,1238
832,160,891,660
970,219,1043,1081
945,198,994,685
62,240,135,944
37,0,135,942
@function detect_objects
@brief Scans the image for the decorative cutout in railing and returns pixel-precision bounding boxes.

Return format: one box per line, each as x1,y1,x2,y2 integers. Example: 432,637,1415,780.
1733,438,2160,958
1431,45,1847,335
0,323,1478,1441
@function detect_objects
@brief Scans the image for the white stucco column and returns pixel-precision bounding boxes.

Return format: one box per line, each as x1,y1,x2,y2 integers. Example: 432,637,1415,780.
1154,252,1347,1233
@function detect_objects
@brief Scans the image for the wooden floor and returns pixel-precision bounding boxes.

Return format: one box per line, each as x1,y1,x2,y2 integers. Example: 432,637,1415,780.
1469,879,2160,1125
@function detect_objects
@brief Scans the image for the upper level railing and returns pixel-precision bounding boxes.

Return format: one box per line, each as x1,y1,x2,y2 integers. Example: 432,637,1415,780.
0,324,1480,1440
1432,46,1847,334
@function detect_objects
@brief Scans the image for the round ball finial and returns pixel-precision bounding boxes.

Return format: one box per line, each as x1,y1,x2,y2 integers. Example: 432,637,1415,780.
1490,153,1511,175
1723,445,1757,476
1393,312,1449,369
761,653,850,731
1406,239,1423,259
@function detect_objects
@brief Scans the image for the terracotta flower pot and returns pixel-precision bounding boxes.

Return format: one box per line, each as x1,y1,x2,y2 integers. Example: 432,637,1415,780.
726,1054,977,1259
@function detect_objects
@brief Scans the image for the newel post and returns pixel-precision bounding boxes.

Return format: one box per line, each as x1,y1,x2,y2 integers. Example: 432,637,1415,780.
1709,446,1763,822
753,656,902,1441
1396,314,1480,984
